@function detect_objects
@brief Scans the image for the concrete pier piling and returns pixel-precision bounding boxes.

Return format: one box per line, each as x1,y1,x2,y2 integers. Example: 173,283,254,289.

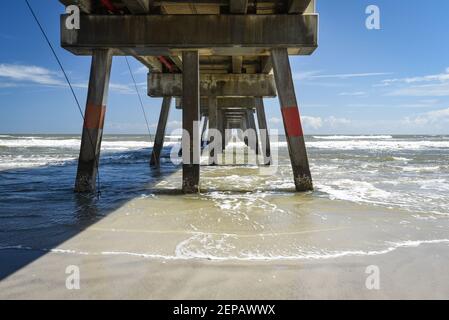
150,97,172,167
246,109,259,155
208,97,218,165
181,51,201,194
75,49,112,193
218,109,226,153
271,48,313,191
200,116,209,149
255,98,271,165
61,0,318,194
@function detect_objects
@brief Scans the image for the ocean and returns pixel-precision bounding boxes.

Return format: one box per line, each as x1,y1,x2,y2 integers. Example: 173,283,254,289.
1,134,449,272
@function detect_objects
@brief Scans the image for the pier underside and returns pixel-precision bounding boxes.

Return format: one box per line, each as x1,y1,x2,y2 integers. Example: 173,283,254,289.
60,0,317,193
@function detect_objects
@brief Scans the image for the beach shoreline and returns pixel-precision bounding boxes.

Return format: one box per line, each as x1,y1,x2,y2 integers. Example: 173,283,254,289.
1,196,448,300
1,242,448,299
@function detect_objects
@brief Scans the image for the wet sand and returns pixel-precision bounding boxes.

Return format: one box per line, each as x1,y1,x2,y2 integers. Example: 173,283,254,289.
1,245,449,300
1,193,448,299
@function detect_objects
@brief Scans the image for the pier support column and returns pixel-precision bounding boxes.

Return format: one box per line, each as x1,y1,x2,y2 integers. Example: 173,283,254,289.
218,109,226,152
271,48,313,191
255,98,271,165
208,97,218,165
242,113,249,147
150,97,172,167
75,49,113,193
182,51,200,194
246,109,259,155
201,115,209,149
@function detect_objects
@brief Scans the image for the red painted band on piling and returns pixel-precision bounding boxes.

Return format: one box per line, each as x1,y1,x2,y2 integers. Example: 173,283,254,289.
84,104,106,129
281,106,304,137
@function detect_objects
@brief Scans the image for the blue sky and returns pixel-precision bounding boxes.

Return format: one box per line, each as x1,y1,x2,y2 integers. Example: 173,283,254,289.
0,0,449,134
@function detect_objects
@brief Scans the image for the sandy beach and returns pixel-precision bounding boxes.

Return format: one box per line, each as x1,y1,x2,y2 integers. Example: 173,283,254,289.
1,195,448,299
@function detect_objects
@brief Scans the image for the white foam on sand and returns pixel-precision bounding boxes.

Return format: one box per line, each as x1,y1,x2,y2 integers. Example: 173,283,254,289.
316,179,393,204
107,238,449,261
3,238,449,262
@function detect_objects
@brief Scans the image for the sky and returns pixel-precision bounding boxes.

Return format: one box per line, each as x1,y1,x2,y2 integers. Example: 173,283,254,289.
0,0,449,135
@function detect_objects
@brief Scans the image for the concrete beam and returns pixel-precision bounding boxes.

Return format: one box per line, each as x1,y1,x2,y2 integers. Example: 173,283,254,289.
260,56,273,74
60,0,93,13
288,0,313,13
61,14,318,56
225,110,247,114
232,56,243,73
170,55,183,71
225,113,245,116
175,97,256,109
131,55,162,73
148,73,276,97
121,0,151,13
229,0,248,13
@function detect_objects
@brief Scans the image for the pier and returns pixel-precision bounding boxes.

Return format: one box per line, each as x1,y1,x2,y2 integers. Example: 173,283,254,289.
60,0,318,193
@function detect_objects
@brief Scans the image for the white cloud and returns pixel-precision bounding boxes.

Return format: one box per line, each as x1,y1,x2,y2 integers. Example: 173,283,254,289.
293,71,391,82
166,120,182,131
402,107,449,126
326,116,351,127
301,116,351,130
302,116,323,129
339,91,367,96
0,63,135,94
311,72,392,79
292,70,322,81
269,117,282,124
109,83,134,94
381,68,449,97
382,68,449,85
0,64,64,86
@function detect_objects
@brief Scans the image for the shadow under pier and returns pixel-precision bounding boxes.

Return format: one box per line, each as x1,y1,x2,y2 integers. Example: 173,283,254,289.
0,146,179,281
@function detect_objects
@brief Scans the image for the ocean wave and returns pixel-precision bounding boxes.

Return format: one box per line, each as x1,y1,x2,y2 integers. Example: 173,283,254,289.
312,135,393,140
3,136,449,152
0,138,155,150
306,140,449,151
